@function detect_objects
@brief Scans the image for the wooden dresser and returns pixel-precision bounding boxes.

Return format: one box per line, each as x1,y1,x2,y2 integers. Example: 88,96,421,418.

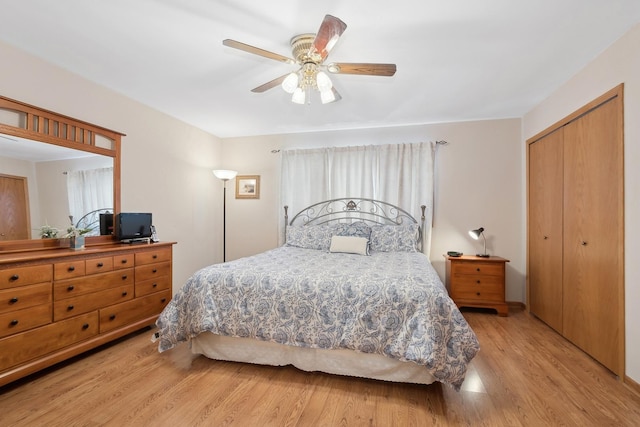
444,255,509,317
0,241,175,386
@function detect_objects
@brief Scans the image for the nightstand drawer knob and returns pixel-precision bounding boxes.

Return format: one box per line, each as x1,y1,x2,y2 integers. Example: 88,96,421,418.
9,297,18,304
476,280,481,284
476,268,480,272
10,319,19,326
10,274,19,281
68,266,75,272
476,292,481,296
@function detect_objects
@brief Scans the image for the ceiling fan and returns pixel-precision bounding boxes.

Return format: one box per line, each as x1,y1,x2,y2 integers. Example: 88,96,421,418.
223,15,397,105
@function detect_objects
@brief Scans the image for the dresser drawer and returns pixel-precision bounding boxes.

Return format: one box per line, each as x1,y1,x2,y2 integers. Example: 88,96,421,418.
85,256,114,275
54,269,134,300
0,264,52,290
113,253,135,270
135,248,171,265
136,275,171,297
99,289,171,333
54,284,134,321
0,304,51,338
0,282,51,314
54,260,86,280
135,261,170,282
0,311,98,371
452,262,503,277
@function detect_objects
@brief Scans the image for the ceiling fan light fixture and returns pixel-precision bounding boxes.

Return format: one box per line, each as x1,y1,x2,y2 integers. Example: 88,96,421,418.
320,89,336,104
281,72,299,93
291,87,306,104
316,71,333,91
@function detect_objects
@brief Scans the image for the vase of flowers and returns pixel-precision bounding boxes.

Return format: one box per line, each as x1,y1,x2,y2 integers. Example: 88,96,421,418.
65,215,91,250
39,224,59,239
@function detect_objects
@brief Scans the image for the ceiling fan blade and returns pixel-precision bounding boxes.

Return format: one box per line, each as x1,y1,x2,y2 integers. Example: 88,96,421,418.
251,74,289,93
223,39,295,65
310,15,347,62
327,63,397,77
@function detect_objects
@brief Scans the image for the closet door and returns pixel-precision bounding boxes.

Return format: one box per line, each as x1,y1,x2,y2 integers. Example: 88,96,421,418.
562,95,623,376
528,129,564,332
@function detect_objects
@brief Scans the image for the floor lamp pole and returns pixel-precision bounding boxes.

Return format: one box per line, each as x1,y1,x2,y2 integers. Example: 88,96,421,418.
212,169,237,264
222,181,227,263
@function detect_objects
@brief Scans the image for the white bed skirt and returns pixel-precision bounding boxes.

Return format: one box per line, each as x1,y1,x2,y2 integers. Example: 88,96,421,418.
191,333,436,385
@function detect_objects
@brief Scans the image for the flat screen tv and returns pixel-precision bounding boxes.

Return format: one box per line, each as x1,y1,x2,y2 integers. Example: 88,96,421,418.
116,213,152,241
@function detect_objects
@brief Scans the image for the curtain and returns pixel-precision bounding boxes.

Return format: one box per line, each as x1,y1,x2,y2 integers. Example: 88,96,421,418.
281,142,436,256
66,167,113,225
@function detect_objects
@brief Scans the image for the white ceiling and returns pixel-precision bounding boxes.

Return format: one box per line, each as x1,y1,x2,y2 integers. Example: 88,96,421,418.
1,0,639,138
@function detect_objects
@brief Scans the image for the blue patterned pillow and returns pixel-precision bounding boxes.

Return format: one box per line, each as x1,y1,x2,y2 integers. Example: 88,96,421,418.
369,224,419,252
334,221,372,240
286,225,334,250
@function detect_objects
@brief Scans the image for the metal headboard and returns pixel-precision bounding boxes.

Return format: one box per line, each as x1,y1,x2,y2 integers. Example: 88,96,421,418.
284,198,427,251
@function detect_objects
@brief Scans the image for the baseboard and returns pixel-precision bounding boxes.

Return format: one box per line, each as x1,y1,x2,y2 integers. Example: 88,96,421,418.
507,301,526,310
625,375,640,396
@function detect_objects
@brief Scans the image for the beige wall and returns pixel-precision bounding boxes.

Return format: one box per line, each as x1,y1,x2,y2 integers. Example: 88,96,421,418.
222,118,525,302
0,40,225,290
523,23,640,383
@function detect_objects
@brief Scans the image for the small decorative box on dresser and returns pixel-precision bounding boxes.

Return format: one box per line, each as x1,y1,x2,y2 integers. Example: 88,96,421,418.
0,242,175,386
444,255,509,317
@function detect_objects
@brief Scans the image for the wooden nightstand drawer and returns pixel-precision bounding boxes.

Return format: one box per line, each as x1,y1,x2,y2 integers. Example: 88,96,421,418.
0,265,52,290
452,262,503,277
450,281,505,302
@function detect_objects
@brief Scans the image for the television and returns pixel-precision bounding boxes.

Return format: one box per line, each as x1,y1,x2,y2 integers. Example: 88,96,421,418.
116,213,152,241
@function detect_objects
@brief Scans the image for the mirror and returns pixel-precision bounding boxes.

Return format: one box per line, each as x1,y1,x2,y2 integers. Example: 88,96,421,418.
0,134,114,239
0,95,122,250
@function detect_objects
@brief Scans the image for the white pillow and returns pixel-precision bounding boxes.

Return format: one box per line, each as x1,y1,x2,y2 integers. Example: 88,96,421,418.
329,235,369,255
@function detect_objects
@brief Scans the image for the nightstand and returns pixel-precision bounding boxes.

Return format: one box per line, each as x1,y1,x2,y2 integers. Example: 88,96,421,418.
444,255,509,316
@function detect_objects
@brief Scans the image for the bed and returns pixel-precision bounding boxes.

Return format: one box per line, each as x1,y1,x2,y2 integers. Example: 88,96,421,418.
156,198,480,390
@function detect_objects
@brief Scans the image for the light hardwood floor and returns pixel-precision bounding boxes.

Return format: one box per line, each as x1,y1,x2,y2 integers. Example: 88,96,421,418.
1,307,639,426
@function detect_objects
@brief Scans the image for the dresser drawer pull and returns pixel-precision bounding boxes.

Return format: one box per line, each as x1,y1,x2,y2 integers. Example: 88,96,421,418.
152,283,158,288
82,323,90,330
121,275,128,280
67,305,75,311
153,254,158,259
121,259,128,264
122,291,128,297
68,266,75,272
97,262,104,267
476,268,481,272
10,274,19,281
476,280,481,284
109,314,116,320
9,297,19,304
152,269,157,273
476,292,481,296
10,319,19,326
161,298,167,303
67,285,75,291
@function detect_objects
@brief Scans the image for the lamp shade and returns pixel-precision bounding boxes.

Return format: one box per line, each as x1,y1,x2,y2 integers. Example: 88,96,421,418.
468,227,485,240
213,170,238,181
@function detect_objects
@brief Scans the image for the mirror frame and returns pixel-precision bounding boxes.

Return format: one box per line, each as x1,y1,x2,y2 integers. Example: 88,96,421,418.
0,95,124,252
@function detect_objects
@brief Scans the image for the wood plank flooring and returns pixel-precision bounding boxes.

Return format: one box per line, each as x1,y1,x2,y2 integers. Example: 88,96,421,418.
1,307,639,426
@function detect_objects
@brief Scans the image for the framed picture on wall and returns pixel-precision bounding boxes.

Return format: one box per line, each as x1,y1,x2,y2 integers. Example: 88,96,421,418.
235,175,260,199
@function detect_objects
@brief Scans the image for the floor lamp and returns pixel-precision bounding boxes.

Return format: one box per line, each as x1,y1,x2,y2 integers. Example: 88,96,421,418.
213,169,237,262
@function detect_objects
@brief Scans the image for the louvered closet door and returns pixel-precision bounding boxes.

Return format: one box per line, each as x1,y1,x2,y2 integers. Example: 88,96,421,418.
528,129,564,332
562,95,623,376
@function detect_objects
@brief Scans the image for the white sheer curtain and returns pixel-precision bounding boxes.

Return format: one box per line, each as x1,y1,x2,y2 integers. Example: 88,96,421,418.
281,142,436,255
67,167,113,225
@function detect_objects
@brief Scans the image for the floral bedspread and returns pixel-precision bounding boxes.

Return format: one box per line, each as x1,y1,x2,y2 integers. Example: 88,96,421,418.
156,246,480,389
